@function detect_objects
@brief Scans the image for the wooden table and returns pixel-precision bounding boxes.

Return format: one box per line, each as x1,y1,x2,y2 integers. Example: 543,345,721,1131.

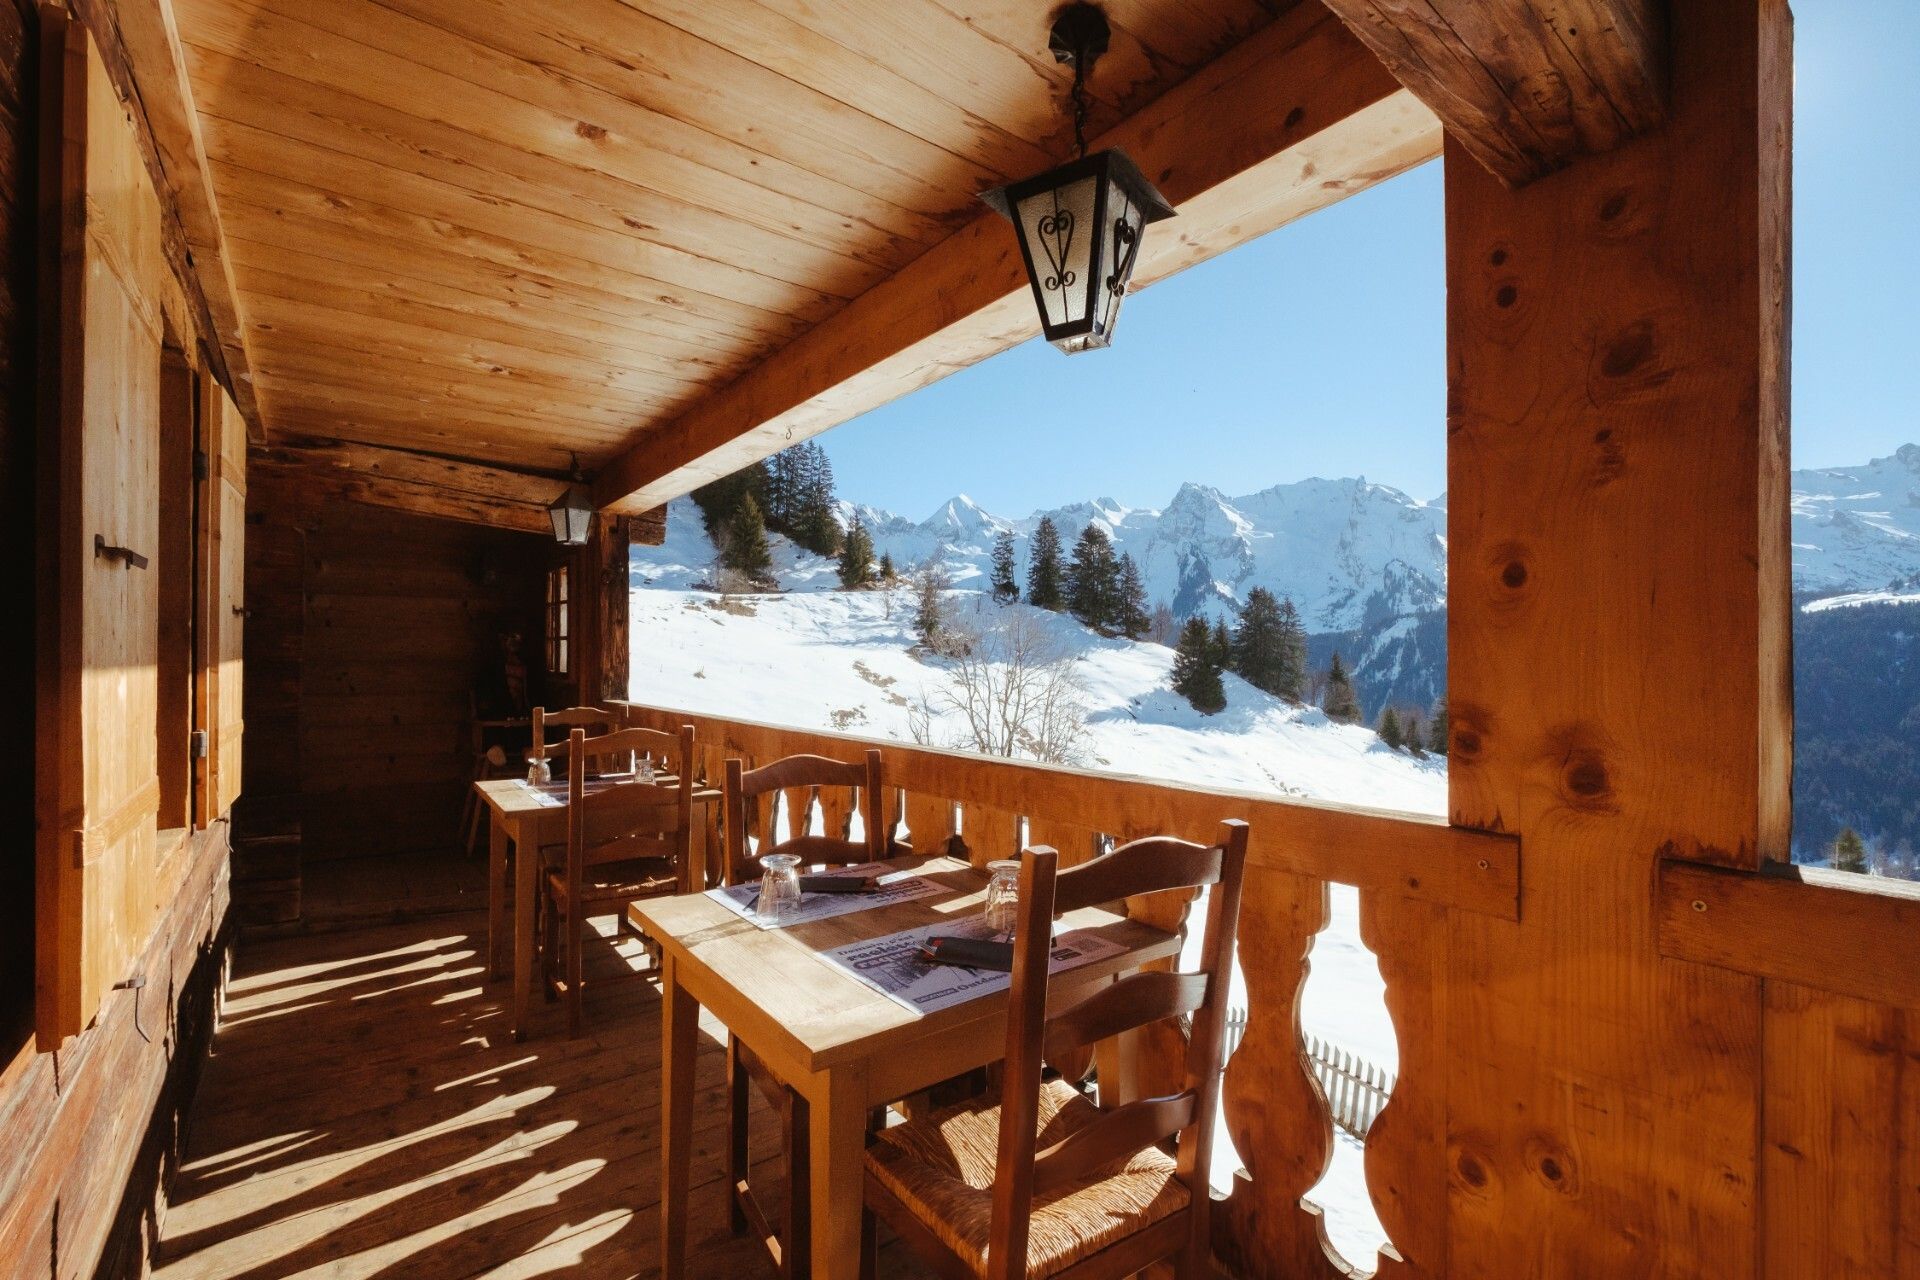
631,856,1181,1280
476,775,720,1039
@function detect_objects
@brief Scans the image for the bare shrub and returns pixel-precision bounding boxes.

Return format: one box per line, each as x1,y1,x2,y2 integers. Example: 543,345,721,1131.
911,607,1090,765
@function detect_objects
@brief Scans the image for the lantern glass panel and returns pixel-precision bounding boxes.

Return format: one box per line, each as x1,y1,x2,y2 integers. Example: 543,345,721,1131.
1092,186,1146,346
1010,171,1100,333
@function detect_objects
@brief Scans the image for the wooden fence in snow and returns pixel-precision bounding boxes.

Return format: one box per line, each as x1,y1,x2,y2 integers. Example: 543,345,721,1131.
1224,1010,1395,1140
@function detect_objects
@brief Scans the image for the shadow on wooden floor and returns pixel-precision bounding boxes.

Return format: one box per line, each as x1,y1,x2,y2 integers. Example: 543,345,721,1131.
154,911,845,1280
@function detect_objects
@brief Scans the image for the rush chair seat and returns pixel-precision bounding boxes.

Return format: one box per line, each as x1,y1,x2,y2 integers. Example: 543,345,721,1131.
539,725,696,1037
862,820,1250,1280
722,748,889,1280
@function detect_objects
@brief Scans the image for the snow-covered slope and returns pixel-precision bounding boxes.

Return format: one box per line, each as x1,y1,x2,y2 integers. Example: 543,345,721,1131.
629,587,1445,815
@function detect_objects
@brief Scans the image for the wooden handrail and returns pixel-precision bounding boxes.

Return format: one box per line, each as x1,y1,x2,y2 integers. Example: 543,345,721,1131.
1657,860,1920,1009
615,700,1521,919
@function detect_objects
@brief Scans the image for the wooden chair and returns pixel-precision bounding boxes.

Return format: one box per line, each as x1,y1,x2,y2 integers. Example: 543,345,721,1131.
722,749,889,1280
539,725,696,1037
861,819,1251,1280
530,704,616,774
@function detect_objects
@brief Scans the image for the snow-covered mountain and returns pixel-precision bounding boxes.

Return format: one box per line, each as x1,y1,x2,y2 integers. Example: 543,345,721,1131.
1791,444,1920,598
836,477,1448,635
635,445,1920,714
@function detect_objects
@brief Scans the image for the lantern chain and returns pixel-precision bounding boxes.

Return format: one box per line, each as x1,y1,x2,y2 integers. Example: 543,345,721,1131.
1070,51,1090,160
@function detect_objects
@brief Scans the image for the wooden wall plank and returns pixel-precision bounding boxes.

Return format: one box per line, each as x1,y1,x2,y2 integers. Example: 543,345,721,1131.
1658,862,1920,1010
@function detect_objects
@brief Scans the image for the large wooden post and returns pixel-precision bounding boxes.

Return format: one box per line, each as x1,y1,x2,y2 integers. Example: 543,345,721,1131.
578,513,631,705
1443,0,1789,1273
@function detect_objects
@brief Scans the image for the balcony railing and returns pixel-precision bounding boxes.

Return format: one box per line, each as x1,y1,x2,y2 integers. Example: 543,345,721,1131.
617,698,1519,1276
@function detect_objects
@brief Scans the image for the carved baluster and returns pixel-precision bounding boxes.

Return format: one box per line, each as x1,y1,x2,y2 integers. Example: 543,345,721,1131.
903,791,956,856
959,803,1019,869
818,778,853,843
1358,891,1447,1280
1216,866,1346,1279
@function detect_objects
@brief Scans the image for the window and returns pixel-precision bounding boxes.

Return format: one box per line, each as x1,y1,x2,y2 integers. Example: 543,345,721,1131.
546,565,570,676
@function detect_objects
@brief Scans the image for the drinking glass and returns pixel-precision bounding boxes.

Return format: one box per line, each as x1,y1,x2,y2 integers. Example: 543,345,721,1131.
985,859,1021,938
757,853,803,924
526,752,552,785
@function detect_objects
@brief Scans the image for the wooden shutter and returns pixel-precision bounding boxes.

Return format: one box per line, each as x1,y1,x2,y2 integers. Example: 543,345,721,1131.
35,19,170,1043
207,383,246,817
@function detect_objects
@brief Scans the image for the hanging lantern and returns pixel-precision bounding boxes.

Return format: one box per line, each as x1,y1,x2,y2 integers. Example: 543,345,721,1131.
547,454,594,546
979,4,1174,354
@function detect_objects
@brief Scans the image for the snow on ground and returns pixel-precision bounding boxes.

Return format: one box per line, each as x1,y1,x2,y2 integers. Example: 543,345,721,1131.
630,586,1445,815
1801,588,1920,613
631,513,1444,1274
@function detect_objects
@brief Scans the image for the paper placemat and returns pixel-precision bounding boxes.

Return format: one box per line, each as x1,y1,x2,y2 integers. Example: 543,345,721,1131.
817,916,1126,1015
706,863,945,930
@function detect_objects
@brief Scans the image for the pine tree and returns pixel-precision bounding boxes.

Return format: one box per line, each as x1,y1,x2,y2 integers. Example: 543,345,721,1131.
764,447,799,530
990,529,1019,603
1170,617,1226,714
1379,707,1405,749
1116,554,1150,639
1274,596,1308,701
1832,826,1869,874
1403,713,1425,756
719,493,772,580
691,460,769,536
1427,697,1449,754
1026,516,1065,611
837,516,874,589
1066,525,1121,630
912,562,949,649
788,442,841,557
879,551,897,580
1230,587,1291,695
1212,619,1233,673
1323,651,1362,723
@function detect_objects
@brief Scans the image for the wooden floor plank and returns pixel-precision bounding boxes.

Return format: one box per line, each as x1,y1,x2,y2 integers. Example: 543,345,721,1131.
157,911,936,1280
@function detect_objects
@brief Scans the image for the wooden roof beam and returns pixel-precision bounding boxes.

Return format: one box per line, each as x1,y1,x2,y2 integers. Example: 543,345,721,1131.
90,0,264,438
1317,0,1667,187
592,4,1441,516
252,438,666,542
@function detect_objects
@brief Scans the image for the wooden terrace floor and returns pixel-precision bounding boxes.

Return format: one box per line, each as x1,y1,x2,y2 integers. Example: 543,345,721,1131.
154,911,920,1279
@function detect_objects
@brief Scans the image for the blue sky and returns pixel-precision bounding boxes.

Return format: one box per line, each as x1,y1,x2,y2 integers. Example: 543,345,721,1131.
823,4,1920,520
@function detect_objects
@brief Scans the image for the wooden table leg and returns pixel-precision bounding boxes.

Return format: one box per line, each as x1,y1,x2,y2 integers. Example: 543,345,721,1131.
661,953,699,1280
487,811,510,979
512,816,537,1040
807,1060,871,1280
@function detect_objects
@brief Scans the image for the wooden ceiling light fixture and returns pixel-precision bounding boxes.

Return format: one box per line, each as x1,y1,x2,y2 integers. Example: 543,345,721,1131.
980,3,1174,355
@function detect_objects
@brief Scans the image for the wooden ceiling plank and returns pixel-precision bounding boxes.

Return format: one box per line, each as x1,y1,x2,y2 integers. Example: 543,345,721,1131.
171,0,944,248
258,410,611,474
230,257,741,389
1316,0,1666,186
250,352,679,431
209,162,816,335
629,0,1058,180
259,436,569,504
251,370,648,441
593,3,1441,513
215,193,803,350
376,0,995,216
184,47,911,292
98,0,266,437
240,292,705,404
223,235,772,371
201,126,851,323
